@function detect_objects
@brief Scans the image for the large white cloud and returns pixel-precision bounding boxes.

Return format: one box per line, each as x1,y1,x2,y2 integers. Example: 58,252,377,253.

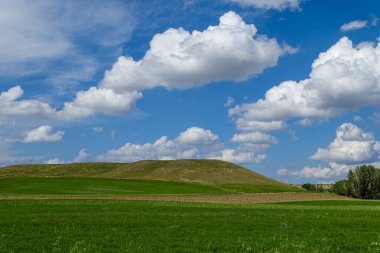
0,85,142,121
278,123,380,179
228,0,302,10
230,37,380,134
311,123,380,165
0,86,56,118
23,125,64,143
101,11,290,91
59,87,142,120
0,11,291,123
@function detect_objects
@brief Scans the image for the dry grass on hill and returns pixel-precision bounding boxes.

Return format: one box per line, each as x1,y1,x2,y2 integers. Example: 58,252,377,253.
0,159,287,186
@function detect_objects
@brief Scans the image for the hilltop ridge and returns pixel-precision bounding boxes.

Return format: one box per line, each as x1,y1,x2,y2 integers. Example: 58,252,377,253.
0,159,288,186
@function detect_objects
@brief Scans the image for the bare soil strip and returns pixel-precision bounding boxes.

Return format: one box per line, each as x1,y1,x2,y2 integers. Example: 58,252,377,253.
0,192,350,203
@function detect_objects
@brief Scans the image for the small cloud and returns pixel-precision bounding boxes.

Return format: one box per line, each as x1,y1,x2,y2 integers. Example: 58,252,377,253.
288,129,298,141
370,112,380,125
372,17,378,26
231,131,277,144
44,158,65,164
73,148,89,163
297,118,312,127
353,115,361,121
92,126,103,133
110,130,116,140
224,96,235,107
228,0,302,11
177,127,219,145
340,20,367,31
23,125,64,143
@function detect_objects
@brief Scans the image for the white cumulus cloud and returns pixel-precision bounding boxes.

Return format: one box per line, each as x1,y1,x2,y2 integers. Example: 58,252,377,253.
24,125,64,143
98,127,219,162
0,85,142,121
230,37,380,134
0,11,293,123
98,126,266,164
98,136,199,162
176,127,219,145
0,86,56,118
311,123,380,165
58,87,142,120
278,123,380,180
101,11,290,91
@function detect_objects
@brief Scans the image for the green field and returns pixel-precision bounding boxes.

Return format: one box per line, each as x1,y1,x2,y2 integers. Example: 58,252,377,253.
0,199,379,252
1,160,374,252
0,177,302,196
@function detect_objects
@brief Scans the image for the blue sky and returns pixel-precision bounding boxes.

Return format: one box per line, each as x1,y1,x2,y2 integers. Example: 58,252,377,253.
1,0,380,183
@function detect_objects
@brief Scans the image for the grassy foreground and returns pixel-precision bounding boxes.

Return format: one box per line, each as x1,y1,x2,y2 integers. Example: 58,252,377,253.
0,177,302,196
0,200,379,252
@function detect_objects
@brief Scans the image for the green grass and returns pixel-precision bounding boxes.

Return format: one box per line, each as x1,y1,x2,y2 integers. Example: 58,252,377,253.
0,178,301,196
0,200,379,252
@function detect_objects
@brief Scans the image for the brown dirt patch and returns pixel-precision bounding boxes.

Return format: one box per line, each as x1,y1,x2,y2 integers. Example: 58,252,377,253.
0,192,350,203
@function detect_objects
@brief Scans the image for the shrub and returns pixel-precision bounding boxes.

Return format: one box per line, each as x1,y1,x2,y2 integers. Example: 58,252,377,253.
331,180,350,196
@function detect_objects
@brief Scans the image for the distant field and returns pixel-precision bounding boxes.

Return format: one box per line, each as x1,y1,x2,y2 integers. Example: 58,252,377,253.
0,177,302,196
0,199,379,252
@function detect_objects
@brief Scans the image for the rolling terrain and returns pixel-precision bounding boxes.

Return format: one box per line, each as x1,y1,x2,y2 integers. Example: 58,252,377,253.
0,159,287,185
1,159,377,253
0,159,304,196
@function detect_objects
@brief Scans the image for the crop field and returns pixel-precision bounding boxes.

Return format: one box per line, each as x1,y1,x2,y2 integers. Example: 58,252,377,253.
0,199,379,252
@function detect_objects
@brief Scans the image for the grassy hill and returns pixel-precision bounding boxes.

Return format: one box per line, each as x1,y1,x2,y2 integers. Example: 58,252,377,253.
0,159,303,195
0,159,287,186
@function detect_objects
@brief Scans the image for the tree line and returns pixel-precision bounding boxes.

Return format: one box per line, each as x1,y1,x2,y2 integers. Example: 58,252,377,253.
302,165,380,199
332,165,380,199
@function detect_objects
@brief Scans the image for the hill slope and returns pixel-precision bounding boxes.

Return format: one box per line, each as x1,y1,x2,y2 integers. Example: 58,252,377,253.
0,159,287,186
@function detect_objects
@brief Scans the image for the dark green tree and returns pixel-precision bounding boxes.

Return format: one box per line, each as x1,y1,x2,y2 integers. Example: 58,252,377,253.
347,165,380,199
